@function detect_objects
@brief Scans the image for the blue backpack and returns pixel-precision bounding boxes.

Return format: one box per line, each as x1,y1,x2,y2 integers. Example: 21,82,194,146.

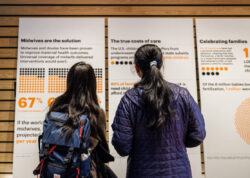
33,112,91,178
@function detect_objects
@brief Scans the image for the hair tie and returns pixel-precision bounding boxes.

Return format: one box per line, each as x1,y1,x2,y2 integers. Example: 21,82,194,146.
150,60,157,67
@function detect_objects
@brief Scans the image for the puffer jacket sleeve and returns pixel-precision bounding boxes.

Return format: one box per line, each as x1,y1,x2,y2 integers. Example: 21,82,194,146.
111,94,134,157
185,89,206,147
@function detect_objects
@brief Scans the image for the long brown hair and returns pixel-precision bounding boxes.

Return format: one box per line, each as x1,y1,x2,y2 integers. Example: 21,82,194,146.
48,62,101,141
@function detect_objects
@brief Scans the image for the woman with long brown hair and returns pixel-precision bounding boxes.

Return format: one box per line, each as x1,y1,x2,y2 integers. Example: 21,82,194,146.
38,62,115,178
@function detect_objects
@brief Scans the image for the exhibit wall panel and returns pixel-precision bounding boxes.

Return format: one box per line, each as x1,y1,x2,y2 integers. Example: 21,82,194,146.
0,1,250,177
12,18,105,178
108,18,202,178
196,18,250,178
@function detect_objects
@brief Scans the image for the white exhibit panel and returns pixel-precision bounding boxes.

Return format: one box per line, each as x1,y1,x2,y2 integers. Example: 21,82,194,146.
13,18,105,178
108,18,201,178
196,18,250,178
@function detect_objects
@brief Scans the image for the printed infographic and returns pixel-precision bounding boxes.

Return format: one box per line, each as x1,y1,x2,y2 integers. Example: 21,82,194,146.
196,18,250,178
108,18,201,178
13,18,105,178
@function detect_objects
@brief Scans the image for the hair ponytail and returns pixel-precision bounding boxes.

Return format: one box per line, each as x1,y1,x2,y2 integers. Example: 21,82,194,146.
134,44,176,129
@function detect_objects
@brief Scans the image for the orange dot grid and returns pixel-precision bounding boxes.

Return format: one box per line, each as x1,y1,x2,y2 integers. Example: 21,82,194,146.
96,78,103,93
48,76,66,93
19,76,44,93
48,68,103,94
202,66,229,72
48,76,102,94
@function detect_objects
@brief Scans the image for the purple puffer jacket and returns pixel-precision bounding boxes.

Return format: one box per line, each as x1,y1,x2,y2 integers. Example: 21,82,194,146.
112,82,206,178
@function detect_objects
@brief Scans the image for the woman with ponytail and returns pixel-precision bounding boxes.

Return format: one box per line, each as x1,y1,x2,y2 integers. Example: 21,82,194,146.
112,44,206,178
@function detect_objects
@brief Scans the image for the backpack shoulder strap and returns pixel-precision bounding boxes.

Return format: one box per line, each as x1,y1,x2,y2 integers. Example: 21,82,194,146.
79,116,91,140
39,143,49,160
64,147,74,164
79,118,91,153
64,147,78,178
38,133,43,154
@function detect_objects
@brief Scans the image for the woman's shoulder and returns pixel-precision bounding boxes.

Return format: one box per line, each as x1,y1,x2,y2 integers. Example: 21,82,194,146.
165,82,196,111
165,81,191,100
124,87,142,97
122,87,143,108
98,109,106,124
122,82,192,108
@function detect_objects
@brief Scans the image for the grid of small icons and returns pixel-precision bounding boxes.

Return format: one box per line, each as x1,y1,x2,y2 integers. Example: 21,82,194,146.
111,60,133,65
94,68,103,94
201,66,228,76
18,67,103,94
19,68,45,93
48,68,69,93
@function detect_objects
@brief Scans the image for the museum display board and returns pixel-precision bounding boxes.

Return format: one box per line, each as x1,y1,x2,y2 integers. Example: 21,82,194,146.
196,18,250,178
13,18,105,178
108,18,201,178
